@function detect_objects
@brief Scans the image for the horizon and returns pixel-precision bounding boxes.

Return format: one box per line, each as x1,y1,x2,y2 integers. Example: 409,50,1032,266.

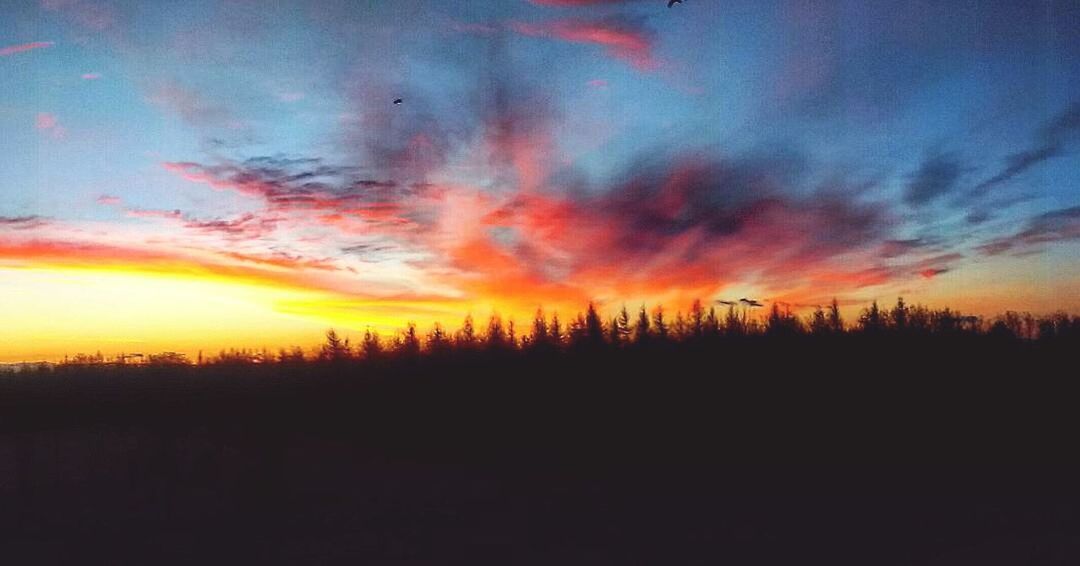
2,296,1075,365
3,1,1080,363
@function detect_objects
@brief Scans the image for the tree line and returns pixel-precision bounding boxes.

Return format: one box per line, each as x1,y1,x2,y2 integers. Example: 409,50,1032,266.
43,297,1080,368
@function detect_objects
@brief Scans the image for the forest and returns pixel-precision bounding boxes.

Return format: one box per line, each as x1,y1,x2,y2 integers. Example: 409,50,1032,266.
15,297,1079,370
2,298,1078,564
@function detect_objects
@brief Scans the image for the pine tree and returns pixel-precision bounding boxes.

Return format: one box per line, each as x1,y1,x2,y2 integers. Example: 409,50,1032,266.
690,299,705,339
321,329,350,361
550,312,563,347
457,314,477,347
427,322,450,353
634,305,651,345
399,323,421,357
531,308,549,347
653,306,668,341
827,298,844,333
362,328,382,359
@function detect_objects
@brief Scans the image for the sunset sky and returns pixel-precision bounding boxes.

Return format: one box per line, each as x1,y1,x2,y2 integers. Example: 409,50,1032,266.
2,0,1079,361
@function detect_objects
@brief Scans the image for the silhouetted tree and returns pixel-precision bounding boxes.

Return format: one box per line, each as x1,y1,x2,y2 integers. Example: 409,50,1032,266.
610,305,632,347
320,329,350,362
398,323,421,357
361,329,382,360
147,352,189,366
765,303,801,337
809,306,830,335
278,346,305,364
486,314,507,350
828,298,844,333
724,304,744,336
704,306,720,338
531,308,549,348
690,299,705,340
673,311,688,341
859,301,885,333
890,297,909,332
549,312,563,347
653,306,668,341
427,323,450,354
457,314,477,348
584,302,605,347
634,305,651,345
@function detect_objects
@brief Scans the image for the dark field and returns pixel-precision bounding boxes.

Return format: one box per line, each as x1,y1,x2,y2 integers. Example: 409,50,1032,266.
2,334,1079,564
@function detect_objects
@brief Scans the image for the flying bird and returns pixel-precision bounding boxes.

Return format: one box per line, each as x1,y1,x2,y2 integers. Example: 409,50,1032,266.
739,298,764,308
393,98,403,105
716,300,737,306
668,0,683,7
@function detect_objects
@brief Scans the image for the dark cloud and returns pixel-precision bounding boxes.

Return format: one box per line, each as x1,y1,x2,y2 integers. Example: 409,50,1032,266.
976,205,1080,256
0,215,48,229
905,153,964,206
972,101,1080,195
880,238,935,258
183,213,278,240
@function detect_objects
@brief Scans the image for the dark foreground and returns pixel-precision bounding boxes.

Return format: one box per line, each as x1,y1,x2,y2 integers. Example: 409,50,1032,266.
2,338,1079,564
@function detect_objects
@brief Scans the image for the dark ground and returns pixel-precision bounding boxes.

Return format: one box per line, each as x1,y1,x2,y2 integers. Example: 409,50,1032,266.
1,337,1078,564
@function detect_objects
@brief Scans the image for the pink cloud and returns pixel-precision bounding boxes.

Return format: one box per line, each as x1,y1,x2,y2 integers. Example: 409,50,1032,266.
0,42,54,57
81,72,101,80
529,0,638,5
35,112,66,139
587,79,609,88
96,195,121,205
511,19,658,71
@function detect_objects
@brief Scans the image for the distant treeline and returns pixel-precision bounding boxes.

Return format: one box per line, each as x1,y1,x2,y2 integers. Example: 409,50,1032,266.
31,297,1080,369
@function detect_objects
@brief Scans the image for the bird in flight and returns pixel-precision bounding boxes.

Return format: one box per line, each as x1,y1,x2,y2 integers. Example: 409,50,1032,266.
668,0,683,7
739,298,764,308
393,98,403,105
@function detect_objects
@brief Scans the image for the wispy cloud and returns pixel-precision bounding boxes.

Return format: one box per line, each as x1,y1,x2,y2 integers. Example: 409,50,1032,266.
977,205,1080,256
972,101,1080,194
510,17,659,71
529,0,641,5
905,153,964,206
0,41,54,57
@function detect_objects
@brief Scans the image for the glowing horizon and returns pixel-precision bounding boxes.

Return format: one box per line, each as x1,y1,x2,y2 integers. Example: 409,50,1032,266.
3,1,1079,362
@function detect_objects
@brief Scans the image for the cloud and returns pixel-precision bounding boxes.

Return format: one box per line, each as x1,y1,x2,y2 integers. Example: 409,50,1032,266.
880,238,935,258
81,72,101,80
510,17,659,71
148,81,237,129
905,153,964,206
972,101,1080,194
977,205,1080,256
529,0,640,5
0,216,49,229
0,42,54,57
34,112,66,139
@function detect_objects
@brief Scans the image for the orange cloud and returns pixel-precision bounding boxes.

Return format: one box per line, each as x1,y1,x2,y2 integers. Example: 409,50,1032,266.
511,18,659,71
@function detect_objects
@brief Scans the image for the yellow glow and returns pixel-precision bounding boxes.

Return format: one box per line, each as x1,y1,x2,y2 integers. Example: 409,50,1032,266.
0,266,336,362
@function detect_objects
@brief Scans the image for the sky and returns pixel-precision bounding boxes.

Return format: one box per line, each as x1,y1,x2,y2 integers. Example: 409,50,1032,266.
1,0,1079,361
